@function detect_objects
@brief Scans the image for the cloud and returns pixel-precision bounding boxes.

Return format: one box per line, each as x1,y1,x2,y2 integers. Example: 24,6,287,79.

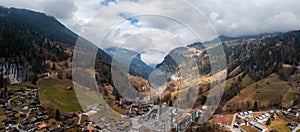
1,0,300,64
141,49,168,65
2,0,300,37
194,0,300,36
42,0,78,20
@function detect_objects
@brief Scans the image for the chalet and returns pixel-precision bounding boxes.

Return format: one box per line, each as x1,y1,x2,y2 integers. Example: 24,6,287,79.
41,115,50,120
287,122,298,130
248,111,254,116
288,110,299,117
86,127,95,132
238,112,245,119
215,116,228,125
15,88,25,93
3,118,17,125
255,113,270,123
37,111,46,116
0,98,8,105
117,126,127,131
62,112,76,119
235,119,246,126
62,119,75,128
92,124,102,130
238,111,253,119
28,101,38,109
271,113,278,120
29,117,37,123
38,123,47,130
19,121,30,127
122,100,134,109
20,99,26,104
51,128,63,132
19,113,26,118
7,91,13,96
20,105,28,110
6,106,13,111
8,127,18,132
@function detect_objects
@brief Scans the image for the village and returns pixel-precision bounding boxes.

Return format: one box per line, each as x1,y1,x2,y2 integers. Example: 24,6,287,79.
114,99,201,132
0,63,105,131
1,62,300,132
213,108,300,132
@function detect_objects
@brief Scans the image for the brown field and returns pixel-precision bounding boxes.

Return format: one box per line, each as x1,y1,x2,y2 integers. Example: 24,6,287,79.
268,116,291,132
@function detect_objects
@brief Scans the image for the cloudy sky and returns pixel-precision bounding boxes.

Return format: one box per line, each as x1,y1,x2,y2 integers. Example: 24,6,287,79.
1,0,300,65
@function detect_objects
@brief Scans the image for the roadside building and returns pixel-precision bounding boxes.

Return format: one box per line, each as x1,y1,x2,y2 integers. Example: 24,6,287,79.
249,121,268,132
174,109,200,132
215,116,228,126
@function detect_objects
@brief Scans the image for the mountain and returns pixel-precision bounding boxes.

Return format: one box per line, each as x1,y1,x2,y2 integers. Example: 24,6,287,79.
0,6,71,73
156,42,208,78
0,6,112,87
0,6,153,100
105,47,154,79
156,30,300,113
0,6,77,44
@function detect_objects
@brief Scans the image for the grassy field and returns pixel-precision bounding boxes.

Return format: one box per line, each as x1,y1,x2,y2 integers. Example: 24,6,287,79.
223,73,294,110
7,81,34,90
38,78,82,113
268,116,291,132
256,74,290,91
252,74,291,104
253,90,281,102
241,74,255,88
225,78,234,91
225,74,254,91
283,92,297,104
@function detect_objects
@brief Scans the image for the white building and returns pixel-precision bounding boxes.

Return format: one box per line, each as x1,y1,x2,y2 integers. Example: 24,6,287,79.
249,121,268,132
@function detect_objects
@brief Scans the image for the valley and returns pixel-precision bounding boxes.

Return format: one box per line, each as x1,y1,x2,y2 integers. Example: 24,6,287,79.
1,5,300,132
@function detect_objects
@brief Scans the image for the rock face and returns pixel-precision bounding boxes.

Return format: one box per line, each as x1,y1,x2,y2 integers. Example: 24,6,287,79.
105,47,154,80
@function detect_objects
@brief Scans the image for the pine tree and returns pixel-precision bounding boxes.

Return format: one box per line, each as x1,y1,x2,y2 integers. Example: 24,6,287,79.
201,96,207,105
254,101,259,111
52,63,56,70
0,74,3,88
57,71,62,79
55,109,61,121
169,99,173,107
0,90,3,98
115,93,121,101
4,86,7,95
32,73,38,85
266,118,271,126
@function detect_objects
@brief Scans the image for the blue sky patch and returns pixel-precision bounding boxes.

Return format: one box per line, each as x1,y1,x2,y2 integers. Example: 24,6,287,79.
119,13,141,27
101,0,116,6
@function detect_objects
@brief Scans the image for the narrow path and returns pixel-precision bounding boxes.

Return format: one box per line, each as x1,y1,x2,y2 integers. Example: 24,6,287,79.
78,113,82,124
230,113,237,128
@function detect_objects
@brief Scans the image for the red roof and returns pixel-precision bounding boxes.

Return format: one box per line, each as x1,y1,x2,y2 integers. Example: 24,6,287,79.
215,116,227,124
38,123,47,129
